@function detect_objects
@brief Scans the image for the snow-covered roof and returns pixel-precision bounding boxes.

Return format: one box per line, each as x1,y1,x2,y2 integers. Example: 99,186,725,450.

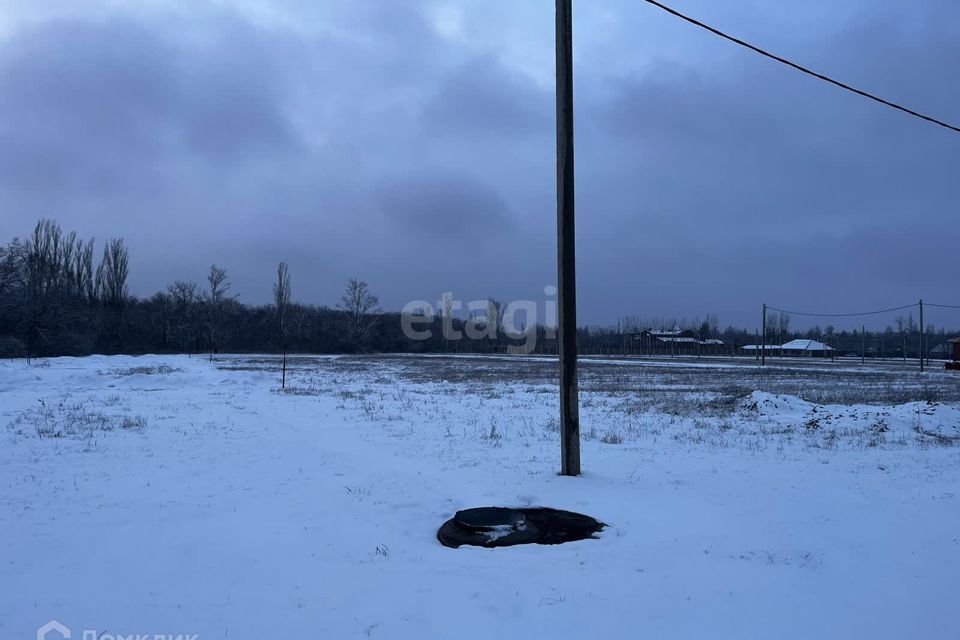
780,339,834,351
741,344,779,350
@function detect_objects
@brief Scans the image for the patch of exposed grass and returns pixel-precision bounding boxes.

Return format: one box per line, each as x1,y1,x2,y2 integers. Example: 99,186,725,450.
111,365,183,376
10,399,148,439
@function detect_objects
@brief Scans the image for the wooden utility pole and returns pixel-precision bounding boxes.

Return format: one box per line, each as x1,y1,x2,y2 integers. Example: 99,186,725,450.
919,299,925,372
860,325,867,367
556,0,580,476
761,304,767,366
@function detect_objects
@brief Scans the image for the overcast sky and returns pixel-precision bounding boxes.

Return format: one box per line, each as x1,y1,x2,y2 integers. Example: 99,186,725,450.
1,0,958,329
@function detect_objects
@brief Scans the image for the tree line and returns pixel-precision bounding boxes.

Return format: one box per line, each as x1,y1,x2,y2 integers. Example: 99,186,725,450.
1,220,955,359
0,220,549,358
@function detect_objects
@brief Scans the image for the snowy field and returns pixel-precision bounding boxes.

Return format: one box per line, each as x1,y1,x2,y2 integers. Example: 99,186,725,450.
2,353,959,639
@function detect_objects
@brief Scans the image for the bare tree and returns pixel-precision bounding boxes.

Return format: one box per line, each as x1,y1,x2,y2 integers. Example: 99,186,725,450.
25,220,62,301
0,239,25,303
777,312,790,341
442,293,454,352
15,220,106,355
486,298,510,344
765,311,790,348
205,264,230,361
96,238,129,308
293,304,310,340
620,315,642,333
274,261,291,388
338,278,380,351
167,280,200,352
74,239,96,305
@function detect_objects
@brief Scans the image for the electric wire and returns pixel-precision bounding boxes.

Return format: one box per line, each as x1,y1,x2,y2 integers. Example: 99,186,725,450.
641,0,960,134
765,303,918,318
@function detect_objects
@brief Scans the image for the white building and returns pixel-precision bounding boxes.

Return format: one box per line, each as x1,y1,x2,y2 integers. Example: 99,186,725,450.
779,339,835,357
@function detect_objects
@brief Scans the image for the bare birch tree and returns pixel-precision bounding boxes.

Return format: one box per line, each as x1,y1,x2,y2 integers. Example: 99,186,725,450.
273,262,291,388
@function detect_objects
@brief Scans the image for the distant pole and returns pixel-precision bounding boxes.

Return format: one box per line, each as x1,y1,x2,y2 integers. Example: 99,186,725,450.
919,299,925,372
761,304,767,366
556,0,580,476
860,325,867,366
755,329,759,361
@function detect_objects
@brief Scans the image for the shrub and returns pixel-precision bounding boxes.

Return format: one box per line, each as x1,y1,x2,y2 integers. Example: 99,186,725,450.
0,335,27,358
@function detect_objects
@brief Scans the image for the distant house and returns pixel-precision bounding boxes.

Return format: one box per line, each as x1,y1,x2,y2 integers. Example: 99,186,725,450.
740,344,779,354
946,338,960,371
631,329,724,356
641,329,696,341
779,339,835,357
930,343,952,359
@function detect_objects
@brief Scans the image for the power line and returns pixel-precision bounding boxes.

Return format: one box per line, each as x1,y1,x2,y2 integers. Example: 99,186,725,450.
641,0,960,134
766,303,918,318
926,303,960,310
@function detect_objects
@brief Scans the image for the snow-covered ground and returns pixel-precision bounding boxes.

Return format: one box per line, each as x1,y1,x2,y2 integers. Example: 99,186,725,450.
2,354,959,639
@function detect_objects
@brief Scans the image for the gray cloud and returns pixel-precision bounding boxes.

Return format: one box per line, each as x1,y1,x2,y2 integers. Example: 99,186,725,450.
0,13,303,195
421,55,551,138
379,173,517,239
0,0,958,329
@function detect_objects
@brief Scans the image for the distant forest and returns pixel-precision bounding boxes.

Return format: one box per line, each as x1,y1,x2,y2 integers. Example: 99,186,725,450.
0,220,955,359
